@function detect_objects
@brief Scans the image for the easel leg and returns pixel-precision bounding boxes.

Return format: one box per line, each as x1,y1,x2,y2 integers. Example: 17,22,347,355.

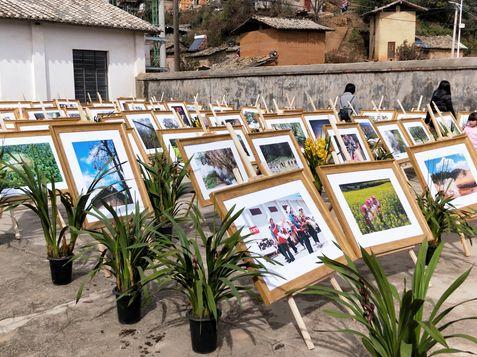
10,209,20,240
330,277,353,314
459,234,471,257
287,296,314,350
408,249,418,264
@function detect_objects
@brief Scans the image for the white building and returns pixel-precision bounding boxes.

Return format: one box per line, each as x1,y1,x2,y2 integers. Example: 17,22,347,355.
0,0,158,102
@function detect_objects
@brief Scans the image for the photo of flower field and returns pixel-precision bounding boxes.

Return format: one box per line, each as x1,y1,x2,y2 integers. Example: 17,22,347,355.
340,178,411,234
270,122,306,147
425,153,477,198
4,142,63,186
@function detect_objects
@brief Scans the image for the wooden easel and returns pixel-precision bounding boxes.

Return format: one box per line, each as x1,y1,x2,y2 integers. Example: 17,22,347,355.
397,99,406,115
416,95,423,112
305,92,317,111
427,103,443,139
272,99,283,114
260,96,270,114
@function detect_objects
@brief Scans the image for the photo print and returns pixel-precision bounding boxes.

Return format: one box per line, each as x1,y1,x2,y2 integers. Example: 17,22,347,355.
154,112,183,129
458,112,471,128
213,112,247,129
27,109,65,120
209,126,255,162
0,133,68,196
353,118,379,144
265,116,309,148
400,119,433,145
361,110,396,122
125,113,161,154
241,107,263,131
375,122,410,161
52,124,148,224
213,171,351,303
324,125,372,163
167,102,192,126
303,112,334,139
157,128,204,163
409,137,477,211
435,113,461,136
177,135,250,206
318,161,430,256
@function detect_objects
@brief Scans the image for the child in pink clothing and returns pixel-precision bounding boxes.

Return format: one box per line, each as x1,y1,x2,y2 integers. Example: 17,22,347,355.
464,112,477,150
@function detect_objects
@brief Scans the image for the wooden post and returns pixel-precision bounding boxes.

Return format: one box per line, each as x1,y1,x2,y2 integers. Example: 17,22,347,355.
330,277,353,314
272,98,282,114
255,102,267,130
97,92,103,104
417,95,423,112
87,93,93,104
290,96,296,109
261,96,269,113
287,296,315,350
427,104,443,139
10,209,20,240
226,123,255,177
397,99,406,115
85,107,94,121
306,92,317,111
195,99,207,132
459,234,471,257
371,100,378,110
160,92,165,102
408,249,418,264
78,104,88,121
378,96,384,110
254,94,260,107
328,99,352,162
232,168,244,184
333,96,339,109
286,93,292,109
208,103,220,125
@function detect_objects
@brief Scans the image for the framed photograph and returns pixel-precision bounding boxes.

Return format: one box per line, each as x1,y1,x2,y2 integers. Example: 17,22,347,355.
124,102,147,111
91,101,118,108
154,111,184,129
157,127,204,163
323,123,374,163
125,127,149,163
177,134,251,206
15,118,80,131
166,101,193,126
213,170,355,304
249,130,313,179
25,108,65,120
263,114,310,148
54,99,80,109
146,102,167,111
361,110,396,122
123,111,162,154
431,112,461,136
117,97,144,111
407,136,477,211
318,161,432,257
302,110,336,139
457,112,472,128
208,125,256,162
65,109,81,118
50,122,150,226
185,102,204,112
241,107,264,131
207,111,248,131
353,116,379,143
31,101,55,109
85,106,116,121
374,121,411,161
398,118,434,145
210,105,233,112
0,101,31,110
396,111,427,120
0,130,68,197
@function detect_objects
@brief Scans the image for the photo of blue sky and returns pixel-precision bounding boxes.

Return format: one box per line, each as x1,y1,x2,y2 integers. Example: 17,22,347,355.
425,153,469,175
309,119,330,138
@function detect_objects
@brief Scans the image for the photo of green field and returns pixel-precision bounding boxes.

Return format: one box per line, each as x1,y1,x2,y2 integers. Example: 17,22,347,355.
340,178,411,235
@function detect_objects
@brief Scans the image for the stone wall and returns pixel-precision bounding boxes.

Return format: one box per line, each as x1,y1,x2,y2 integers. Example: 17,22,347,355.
136,58,477,111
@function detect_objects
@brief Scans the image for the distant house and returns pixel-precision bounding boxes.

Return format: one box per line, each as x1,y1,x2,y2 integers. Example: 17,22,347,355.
0,0,158,102
415,35,467,59
232,16,333,66
363,0,427,61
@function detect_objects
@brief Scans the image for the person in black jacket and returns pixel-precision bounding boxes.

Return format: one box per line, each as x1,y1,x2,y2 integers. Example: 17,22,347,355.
426,80,456,125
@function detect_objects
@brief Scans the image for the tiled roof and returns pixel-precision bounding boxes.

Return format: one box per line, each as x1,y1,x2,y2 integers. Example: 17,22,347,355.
232,16,333,35
416,35,467,50
0,0,159,32
363,0,427,17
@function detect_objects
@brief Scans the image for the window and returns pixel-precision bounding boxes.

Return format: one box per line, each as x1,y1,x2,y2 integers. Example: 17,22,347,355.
268,206,278,213
387,42,396,61
249,208,262,216
73,50,108,103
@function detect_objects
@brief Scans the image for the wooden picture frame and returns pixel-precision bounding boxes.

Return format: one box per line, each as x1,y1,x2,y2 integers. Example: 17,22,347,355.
318,160,432,257
263,114,310,148
54,99,80,109
207,111,249,132
0,130,68,197
374,120,411,162
431,112,462,137
248,130,314,179
153,110,184,129
0,109,20,129
123,111,162,155
397,118,434,145
213,169,356,304
208,125,256,163
124,102,147,111
166,101,193,126
15,118,80,131
361,110,397,121
91,101,118,108
64,109,81,118
117,97,144,110
31,101,55,109
352,116,379,143
240,106,264,131
302,110,337,139
25,108,65,120
396,111,427,120
407,135,477,212
0,101,31,110
157,127,204,163
323,123,374,163
210,105,233,112
146,102,167,111
50,122,151,227
457,111,472,128
125,127,149,163
84,106,116,121
176,134,252,206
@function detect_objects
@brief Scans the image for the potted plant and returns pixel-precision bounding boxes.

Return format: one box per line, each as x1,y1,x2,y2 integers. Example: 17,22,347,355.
138,152,191,236
76,202,159,324
303,137,331,193
416,188,475,264
6,157,106,285
143,206,274,353
303,241,477,356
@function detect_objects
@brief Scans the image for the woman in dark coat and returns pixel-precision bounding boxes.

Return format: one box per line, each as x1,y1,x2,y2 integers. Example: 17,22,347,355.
426,80,456,125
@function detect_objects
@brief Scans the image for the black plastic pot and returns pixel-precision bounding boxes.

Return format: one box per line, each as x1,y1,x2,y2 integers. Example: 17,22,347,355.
425,245,438,265
188,312,219,354
48,256,73,285
114,288,142,325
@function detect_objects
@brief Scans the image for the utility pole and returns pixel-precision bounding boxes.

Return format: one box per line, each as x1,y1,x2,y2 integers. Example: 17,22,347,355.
456,0,464,58
173,0,181,71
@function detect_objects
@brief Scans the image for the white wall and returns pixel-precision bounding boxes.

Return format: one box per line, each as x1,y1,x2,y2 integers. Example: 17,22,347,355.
0,19,146,101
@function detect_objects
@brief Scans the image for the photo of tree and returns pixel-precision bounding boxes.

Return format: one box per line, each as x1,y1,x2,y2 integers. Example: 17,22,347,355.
270,122,306,147
259,142,299,174
4,142,63,186
357,121,379,142
131,117,160,150
408,125,430,144
383,129,407,154
243,111,261,130
425,153,477,199
308,119,330,138
340,178,411,235
72,139,133,209
160,117,180,129
193,148,238,190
